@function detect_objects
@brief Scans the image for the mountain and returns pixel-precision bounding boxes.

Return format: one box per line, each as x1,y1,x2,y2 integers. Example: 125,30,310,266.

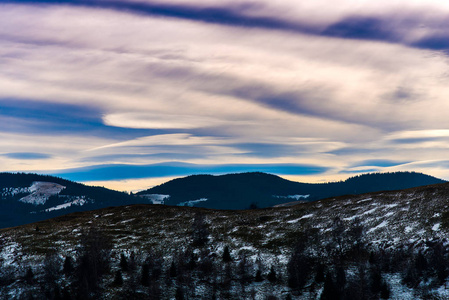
0,171,444,229
137,171,446,209
2,182,449,298
0,173,151,229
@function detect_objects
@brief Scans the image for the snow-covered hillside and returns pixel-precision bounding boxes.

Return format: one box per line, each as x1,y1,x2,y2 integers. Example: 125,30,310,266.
19,181,66,205
0,173,147,228
1,182,449,299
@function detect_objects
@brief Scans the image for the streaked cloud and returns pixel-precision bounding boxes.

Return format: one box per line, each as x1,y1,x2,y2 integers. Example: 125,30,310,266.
2,152,52,160
50,162,329,182
2,0,449,190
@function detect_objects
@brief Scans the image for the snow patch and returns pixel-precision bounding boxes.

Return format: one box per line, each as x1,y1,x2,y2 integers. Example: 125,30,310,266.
178,198,208,207
19,182,65,205
273,194,310,200
44,197,87,212
367,221,388,233
361,207,378,216
139,194,169,204
384,203,399,209
432,223,441,231
404,226,414,233
287,213,314,223
357,197,372,203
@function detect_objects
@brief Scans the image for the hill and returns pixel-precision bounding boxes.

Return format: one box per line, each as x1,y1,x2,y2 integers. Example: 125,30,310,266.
137,171,446,209
2,182,449,298
0,171,444,229
0,173,149,229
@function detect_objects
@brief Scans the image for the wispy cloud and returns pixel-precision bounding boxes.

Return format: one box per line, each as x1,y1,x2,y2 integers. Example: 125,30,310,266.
2,152,52,160
2,1,449,190
50,162,329,181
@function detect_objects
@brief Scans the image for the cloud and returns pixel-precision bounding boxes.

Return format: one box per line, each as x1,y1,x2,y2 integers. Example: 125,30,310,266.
50,162,329,182
4,0,449,52
350,159,408,168
2,1,449,187
0,98,164,138
2,152,52,160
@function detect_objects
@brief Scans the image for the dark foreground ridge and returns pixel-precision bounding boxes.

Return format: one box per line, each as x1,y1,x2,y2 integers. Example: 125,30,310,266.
2,182,449,298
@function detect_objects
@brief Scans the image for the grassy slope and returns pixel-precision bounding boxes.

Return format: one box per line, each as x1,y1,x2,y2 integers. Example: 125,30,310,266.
3,182,449,258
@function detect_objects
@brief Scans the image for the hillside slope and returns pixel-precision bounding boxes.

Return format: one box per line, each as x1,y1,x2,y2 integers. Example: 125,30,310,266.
2,182,449,299
138,171,446,209
0,173,149,229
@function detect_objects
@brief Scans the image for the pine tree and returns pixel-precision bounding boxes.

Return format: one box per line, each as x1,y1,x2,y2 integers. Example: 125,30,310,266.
192,213,209,247
320,273,338,300
255,269,264,282
63,256,74,275
24,266,34,284
141,263,150,287
120,253,128,272
175,286,184,300
112,270,123,286
223,246,232,263
380,280,391,299
170,260,177,278
267,266,277,283
315,264,325,283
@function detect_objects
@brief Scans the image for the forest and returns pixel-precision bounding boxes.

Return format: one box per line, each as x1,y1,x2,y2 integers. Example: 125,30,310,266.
1,212,448,299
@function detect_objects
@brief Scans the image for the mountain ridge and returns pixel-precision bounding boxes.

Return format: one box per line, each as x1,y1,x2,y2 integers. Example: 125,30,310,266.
0,171,445,229
138,171,446,209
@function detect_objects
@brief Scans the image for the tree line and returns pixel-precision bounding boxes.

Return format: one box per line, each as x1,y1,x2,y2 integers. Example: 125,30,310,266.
1,213,449,299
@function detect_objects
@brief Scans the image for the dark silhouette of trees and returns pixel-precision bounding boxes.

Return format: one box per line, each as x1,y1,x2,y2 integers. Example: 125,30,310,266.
192,213,209,247
112,270,123,287
119,253,128,272
287,238,312,291
267,266,277,283
24,267,34,285
255,269,263,282
74,226,112,299
223,245,232,263
42,252,62,296
63,256,74,276
169,260,177,278
141,263,150,287
320,272,339,300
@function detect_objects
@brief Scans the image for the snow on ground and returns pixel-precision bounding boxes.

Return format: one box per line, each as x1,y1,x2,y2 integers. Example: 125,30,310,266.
139,194,169,204
432,223,441,231
385,203,399,209
367,220,388,233
0,239,22,266
357,197,372,203
405,226,414,233
273,194,310,200
287,213,314,223
387,274,417,300
1,187,30,197
19,182,65,205
178,198,208,207
44,197,87,212
343,215,359,221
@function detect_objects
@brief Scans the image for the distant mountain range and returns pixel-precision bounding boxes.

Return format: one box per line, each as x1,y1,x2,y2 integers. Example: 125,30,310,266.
0,171,445,228
138,171,446,209
0,173,147,229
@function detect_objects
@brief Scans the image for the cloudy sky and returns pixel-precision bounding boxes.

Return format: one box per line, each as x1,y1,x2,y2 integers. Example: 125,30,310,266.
2,0,449,191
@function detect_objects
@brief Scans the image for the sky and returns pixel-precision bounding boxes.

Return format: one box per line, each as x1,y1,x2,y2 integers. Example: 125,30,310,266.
2,0,449,191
